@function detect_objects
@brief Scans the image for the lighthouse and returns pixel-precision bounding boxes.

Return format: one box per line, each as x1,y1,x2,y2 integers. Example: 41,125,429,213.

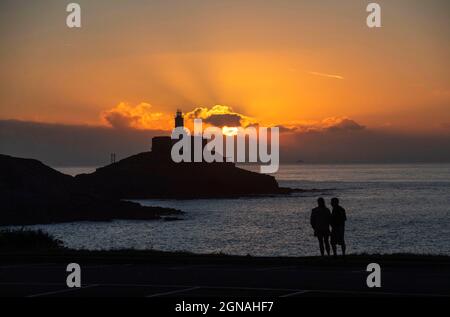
175,110,184,128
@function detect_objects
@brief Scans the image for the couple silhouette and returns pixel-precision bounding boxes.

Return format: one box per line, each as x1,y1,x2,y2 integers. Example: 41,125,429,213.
310,197,347,257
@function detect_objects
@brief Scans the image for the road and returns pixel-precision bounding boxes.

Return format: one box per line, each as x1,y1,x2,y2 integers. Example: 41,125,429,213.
1,259,449,297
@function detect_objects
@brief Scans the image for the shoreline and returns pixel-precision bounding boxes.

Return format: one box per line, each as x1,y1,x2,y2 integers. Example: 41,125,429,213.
2,249,449,266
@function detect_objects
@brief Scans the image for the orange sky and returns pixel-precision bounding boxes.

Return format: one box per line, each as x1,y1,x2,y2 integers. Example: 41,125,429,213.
0,0,449,134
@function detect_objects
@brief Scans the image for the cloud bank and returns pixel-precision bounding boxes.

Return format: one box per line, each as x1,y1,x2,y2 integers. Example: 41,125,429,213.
102,102,171,130
276,117,365,134
1,119,450,166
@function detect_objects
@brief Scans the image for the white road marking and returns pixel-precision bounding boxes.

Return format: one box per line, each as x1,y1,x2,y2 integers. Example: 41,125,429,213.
27,284,99,297
280,290,310,297
146,286,200,297
0,281,446,297
0,263,59,269
256,266,299,271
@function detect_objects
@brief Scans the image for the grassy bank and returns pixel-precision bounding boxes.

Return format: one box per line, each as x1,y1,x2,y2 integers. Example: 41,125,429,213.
1,229,449,267
0,229,63,251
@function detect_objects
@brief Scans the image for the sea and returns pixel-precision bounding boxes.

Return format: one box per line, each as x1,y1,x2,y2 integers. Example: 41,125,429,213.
15,164,450,257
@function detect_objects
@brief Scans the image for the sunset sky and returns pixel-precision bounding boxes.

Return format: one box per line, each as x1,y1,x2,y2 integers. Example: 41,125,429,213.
1,0,449,165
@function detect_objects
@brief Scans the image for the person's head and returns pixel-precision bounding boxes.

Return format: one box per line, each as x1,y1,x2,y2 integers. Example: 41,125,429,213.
317,197,325,207
331,197,339,207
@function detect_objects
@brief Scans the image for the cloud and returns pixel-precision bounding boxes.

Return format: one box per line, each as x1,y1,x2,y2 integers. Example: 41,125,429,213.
185,105,255,128
322,117,366,132
276,117,365,134
100,103,363,136
204,113,242,127
101,103,256,131
102,102,171,130
309,71,344,80
279,129,450,164
0,119,164,166
275,125,298,133
2,119,450,165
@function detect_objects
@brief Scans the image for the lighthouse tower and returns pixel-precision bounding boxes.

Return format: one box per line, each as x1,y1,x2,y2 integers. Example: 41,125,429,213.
175,110,184,128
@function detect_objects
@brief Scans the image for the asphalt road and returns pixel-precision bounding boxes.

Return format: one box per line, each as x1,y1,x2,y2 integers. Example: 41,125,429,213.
1,260,449,297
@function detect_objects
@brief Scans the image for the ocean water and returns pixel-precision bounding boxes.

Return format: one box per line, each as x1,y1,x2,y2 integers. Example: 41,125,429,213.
17,164,450,256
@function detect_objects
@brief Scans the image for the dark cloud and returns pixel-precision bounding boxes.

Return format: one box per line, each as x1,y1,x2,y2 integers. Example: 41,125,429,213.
279,129,450,163
1,120,450,165
0,120,165,166
185,105,255,127
326,118,365,132
203,113,242,127
276,125,298,133
187,107,205,119
276,117,365,134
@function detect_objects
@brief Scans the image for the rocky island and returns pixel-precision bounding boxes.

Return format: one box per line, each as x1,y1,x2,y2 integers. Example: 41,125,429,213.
0,154,181,226
75,149,283,199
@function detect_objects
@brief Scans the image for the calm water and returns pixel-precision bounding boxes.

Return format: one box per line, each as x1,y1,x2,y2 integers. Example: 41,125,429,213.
16,164,450,256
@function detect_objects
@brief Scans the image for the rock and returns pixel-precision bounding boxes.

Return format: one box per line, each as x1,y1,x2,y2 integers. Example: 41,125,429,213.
75,151,282,199
0,154,180,226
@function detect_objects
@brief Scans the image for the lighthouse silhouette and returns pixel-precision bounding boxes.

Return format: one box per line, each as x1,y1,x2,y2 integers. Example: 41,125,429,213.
151,110,185,156
175,109,184,128
151,109,227,164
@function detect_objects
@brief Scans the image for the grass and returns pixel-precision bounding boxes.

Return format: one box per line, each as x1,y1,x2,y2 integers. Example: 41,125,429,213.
0,230,449,267
0,229,63,251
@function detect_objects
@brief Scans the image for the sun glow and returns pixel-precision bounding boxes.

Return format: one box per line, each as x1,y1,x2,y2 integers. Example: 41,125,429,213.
222,126,239,136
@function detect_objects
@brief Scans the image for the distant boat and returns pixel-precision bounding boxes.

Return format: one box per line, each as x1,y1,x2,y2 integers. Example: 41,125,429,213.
296,159,305,164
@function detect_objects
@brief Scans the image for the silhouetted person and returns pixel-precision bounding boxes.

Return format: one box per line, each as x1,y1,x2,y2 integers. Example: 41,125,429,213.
310,197,331,256
330,197,347,257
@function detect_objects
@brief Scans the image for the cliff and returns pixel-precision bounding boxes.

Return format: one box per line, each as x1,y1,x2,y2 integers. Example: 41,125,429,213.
0,154,180,225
